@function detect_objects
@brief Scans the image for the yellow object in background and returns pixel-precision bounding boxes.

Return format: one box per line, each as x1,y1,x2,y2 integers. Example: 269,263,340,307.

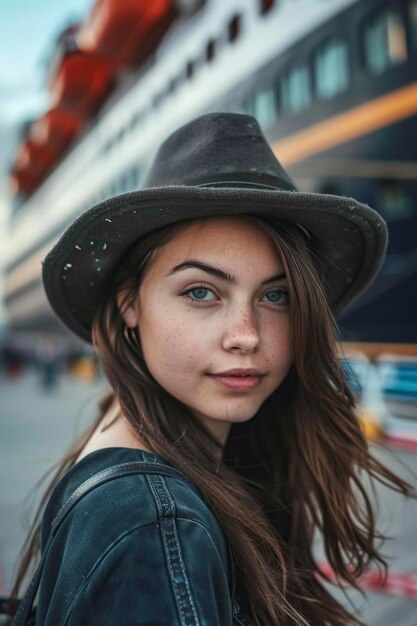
71,357,97,380
357,409,383,440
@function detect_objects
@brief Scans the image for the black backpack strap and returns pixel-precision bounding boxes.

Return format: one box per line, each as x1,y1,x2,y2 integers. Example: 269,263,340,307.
10,461,194,626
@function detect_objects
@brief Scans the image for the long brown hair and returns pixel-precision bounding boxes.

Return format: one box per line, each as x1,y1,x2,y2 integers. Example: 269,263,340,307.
10,216,416,625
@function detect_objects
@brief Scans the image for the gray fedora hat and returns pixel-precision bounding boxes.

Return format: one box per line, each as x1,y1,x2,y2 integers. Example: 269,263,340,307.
42,112,387,343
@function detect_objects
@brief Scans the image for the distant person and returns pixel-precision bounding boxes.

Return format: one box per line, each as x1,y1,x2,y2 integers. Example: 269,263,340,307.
6,113,416,625
35,336,60,392
1,344,23,378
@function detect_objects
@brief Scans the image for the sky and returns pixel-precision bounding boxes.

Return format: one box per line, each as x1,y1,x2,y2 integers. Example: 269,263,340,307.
0,0,93,124
0,0,94,327
0,0,93,198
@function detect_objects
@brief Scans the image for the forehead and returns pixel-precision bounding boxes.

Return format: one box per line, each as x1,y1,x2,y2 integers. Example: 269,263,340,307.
154,216,282,269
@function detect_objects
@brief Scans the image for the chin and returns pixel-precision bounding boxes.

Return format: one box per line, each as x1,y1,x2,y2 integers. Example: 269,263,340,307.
208,403,262,424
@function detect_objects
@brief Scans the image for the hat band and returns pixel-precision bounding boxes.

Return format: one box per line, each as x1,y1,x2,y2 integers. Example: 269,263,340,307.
195,177,311,241
192,172,297,192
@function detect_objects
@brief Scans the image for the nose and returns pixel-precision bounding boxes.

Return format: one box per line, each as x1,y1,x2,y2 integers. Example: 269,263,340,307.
222,306,260,354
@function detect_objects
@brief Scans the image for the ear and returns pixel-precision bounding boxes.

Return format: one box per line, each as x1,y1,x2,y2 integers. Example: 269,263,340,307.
116,289,139,328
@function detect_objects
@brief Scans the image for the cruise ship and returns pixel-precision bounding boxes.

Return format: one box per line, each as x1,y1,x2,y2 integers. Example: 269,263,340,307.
4,0,417,353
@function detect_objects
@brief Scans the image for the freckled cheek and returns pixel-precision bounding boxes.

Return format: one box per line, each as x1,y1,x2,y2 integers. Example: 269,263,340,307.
263,313,290,339
265,345,292,370
263,318,292,367
140,308,208,365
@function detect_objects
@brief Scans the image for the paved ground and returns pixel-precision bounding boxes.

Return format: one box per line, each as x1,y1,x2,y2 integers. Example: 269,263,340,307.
0,367,107,595
0,367,416,624
314,443,417,625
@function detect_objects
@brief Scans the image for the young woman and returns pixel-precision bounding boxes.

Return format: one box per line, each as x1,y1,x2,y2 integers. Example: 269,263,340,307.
8,113,415,626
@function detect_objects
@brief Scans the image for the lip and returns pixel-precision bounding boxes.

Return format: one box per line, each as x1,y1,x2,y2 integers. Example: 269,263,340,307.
211,368,264,376
207,369,265,392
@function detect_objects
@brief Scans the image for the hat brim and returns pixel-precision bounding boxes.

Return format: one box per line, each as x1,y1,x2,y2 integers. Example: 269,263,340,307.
42,185,387,343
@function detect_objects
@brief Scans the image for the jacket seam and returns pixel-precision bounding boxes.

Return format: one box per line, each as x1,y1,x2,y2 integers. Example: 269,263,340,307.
55,460,173,521
165,485,201,626
176,516,230,590
147,473,200,625
61,519,162,626
57,469,231,626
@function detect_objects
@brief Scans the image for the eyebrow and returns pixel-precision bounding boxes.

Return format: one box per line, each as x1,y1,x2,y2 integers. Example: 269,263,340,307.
167,260,286,285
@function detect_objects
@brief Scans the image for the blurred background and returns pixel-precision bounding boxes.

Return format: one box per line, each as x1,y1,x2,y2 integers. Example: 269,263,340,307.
0,0,416,623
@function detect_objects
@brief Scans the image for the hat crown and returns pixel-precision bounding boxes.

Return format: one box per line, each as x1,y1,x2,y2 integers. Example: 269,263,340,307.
143,112,296,191
42,112,388,343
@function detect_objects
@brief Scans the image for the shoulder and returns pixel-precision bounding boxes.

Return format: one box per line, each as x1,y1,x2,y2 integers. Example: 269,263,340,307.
64,455,227,552
38,450,234,625
42,449,229,556
42,448,224,540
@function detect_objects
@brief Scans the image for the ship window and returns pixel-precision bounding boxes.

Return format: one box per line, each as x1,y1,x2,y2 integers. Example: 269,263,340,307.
153,91,165,108
260,0,275,15
130,166,141,188
281,63,311,113
246,88,277,129
377,180,415,220
206,39,216,62
409,0,417,50
169,74,184,94
186,60,195,80
363,8,407,74
131,111,143,129
244,97,254,116
228,15,241,43
315,39,349,99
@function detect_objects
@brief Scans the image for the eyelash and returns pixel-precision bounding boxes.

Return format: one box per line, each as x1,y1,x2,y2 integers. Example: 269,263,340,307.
178,283,217,304
178,283,289,305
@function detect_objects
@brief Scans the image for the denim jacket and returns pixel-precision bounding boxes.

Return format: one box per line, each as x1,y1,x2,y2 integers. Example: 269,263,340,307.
36,447,255,625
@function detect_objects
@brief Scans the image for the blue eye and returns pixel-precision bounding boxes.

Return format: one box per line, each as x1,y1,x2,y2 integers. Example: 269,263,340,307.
184,286,217,302
262,289,289,305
